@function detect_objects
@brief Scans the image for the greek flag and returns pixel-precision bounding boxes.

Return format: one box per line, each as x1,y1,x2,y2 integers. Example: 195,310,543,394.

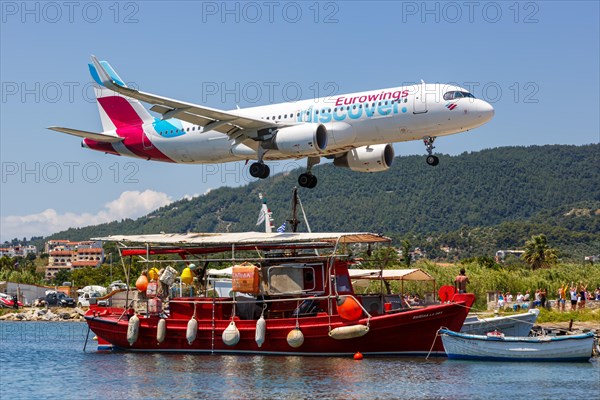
276,222,286,233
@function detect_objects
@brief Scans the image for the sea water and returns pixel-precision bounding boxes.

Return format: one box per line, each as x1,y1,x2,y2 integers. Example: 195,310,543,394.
1,322,598,399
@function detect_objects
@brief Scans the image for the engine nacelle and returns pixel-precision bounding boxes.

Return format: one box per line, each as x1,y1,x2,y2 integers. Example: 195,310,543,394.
267,123,328,156
333,144,395,172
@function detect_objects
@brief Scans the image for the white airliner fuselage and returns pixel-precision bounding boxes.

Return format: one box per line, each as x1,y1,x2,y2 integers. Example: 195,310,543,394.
49,58,494,188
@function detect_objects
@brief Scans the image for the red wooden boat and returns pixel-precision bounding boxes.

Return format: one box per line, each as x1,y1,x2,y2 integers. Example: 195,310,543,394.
86,232,475,356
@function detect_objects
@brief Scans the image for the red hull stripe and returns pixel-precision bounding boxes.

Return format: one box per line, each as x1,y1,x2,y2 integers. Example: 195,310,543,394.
97,96,173,162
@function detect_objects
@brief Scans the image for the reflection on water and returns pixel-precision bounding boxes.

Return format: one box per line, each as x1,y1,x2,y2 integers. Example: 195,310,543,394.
1,322,598,399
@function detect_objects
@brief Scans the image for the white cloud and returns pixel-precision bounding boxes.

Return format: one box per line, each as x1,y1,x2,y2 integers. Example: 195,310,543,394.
183,193,201,201
1,190,173,242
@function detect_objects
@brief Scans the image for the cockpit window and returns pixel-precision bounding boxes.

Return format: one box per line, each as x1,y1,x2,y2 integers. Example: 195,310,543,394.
443,91,475,100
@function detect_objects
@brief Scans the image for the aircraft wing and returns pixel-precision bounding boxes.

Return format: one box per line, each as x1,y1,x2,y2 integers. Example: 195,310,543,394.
47,126,124,143
90,56,283,139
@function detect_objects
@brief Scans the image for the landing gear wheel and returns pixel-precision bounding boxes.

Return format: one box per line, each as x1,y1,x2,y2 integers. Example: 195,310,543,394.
426,155,439,166
249,162,270,179
298,173,317,188
259,164,270,179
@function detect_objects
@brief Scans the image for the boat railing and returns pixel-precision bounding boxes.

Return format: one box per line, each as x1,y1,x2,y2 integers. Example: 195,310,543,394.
167,293,373,322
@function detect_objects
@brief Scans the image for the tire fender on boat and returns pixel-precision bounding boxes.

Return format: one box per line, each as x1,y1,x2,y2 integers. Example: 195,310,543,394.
328,324,370,340
223,320,241,346
287,328,304,348
127,314,140,346
186,318,198,345
156,318,166,344
255,315,266,348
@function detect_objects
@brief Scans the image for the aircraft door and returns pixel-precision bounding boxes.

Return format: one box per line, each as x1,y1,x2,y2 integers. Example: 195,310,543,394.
413,83,428,114
142,130,155,150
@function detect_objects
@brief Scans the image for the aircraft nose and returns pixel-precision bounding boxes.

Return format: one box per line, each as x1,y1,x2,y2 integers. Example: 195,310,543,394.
476,100,495,122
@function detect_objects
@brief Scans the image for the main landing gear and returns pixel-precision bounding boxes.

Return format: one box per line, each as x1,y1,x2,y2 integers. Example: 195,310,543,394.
423,136,439,166
249,146,271,179
249,162,270,179
298,156,320,189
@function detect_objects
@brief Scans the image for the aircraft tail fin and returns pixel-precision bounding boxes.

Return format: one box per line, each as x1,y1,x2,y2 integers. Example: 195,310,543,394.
88,58,153,131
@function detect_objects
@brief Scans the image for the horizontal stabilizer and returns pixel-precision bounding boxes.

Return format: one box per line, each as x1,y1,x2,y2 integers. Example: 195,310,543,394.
47,126,123,143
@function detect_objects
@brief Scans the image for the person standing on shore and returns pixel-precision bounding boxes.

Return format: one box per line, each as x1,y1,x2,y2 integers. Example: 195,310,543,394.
454,268,470,294
570,284,578,311
540,288,547,308
578,283,587,310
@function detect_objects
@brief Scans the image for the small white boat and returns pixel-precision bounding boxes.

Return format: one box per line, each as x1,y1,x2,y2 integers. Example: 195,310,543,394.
460,309,540,337
440,328,595,362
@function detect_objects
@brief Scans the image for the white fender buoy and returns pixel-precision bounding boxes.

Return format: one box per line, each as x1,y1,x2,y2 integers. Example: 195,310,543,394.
156,318,166,344
186,318,198,345
127,314,139,346
222,320,240,346
255,315,266,348
287,328,304,348
328,324,370,340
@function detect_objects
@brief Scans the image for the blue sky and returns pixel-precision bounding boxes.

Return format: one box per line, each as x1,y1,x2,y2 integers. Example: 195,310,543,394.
1,1,598,242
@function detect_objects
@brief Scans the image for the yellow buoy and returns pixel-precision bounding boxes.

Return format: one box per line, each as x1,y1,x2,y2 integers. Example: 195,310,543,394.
148,267,160,281
181,267,194,285
287,328,304,348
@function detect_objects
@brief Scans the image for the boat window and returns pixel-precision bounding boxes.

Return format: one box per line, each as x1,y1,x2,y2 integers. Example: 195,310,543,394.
335,274,352,293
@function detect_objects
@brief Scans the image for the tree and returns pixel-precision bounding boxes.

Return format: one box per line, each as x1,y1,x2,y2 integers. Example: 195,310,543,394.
521,234,558,270
401,239,412,267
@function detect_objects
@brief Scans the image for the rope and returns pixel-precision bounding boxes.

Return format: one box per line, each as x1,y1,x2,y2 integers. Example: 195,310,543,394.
82,325,91,352
426,327,445,360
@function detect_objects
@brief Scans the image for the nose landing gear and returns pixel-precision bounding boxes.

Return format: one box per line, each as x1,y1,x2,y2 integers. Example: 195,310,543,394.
423,136,439,166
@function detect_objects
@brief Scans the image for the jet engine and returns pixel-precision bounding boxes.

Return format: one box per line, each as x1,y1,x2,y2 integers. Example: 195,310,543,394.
266,123,328,156
333,144,395,172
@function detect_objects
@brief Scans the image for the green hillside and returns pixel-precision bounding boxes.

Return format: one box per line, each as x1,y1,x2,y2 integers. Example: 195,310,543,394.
40,144,599,260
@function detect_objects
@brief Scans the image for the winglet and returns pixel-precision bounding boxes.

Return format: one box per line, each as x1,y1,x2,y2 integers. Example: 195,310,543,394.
90,55,127,90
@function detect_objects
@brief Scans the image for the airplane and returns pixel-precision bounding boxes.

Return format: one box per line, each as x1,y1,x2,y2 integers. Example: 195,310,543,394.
49,56,494,188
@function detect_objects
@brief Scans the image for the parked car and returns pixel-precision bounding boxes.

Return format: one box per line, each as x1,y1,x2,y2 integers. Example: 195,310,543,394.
77,291,108,307
36,291,76,307
108,280,128,292
0,293,24,308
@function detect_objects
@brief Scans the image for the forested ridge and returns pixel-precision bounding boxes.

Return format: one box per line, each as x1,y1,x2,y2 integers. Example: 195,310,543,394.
38,144,599,260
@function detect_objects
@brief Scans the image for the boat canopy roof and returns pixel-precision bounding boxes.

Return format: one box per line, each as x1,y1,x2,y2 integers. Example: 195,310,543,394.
348,268,435,282
92,232,391,246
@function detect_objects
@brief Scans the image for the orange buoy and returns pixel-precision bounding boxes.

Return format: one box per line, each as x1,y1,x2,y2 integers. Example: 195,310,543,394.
337,296,363,321
354,352,363,360
135,273,148,292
